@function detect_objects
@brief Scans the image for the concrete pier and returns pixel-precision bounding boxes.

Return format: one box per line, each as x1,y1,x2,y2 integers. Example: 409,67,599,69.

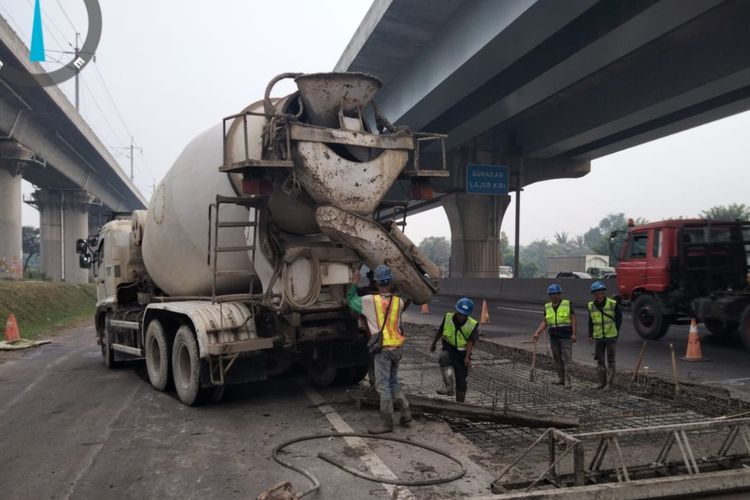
0,165,23,280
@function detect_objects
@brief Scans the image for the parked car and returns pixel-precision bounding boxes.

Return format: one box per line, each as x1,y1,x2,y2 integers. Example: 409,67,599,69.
555,271,592,279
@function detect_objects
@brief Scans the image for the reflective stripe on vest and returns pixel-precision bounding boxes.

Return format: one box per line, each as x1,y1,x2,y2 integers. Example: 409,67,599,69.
442,312,477,350
545,299,572,328
374,295,404,347
588,297,618,339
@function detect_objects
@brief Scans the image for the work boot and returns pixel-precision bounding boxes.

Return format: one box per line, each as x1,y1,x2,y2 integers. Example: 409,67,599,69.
596,367,607,390
455,391,466,403
394,389,412,426
368,399,394,434
552,366,565,385
606,365,616,391
436,367,455,396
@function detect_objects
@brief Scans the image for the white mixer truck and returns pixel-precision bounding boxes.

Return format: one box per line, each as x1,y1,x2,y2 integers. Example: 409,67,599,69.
76,73,445,405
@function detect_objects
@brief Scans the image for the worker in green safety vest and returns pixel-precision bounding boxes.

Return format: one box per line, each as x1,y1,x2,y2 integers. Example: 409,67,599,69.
532,283,577,387
588,281,622,390
430,297,478,403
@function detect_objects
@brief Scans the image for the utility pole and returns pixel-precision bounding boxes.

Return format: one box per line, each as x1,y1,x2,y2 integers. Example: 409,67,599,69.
112,137,143,182
74,33,80,111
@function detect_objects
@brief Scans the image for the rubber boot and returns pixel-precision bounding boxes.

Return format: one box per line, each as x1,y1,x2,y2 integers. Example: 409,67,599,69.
368,399,394,434
552,363,565,385
436,367,455,396
606,365,616,391
596,367,607,390
564,369,573,389
394,389,412,426
455,391,466,403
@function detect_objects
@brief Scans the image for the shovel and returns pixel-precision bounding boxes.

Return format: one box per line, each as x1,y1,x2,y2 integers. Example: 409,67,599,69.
530,339,538,382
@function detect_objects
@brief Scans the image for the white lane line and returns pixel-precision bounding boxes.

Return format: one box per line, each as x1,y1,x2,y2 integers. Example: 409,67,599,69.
299,382,415,500
495,305,539,314
0,343,90,414
64,383,141,499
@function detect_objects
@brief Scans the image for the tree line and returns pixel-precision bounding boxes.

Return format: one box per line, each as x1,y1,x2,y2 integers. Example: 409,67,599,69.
418,203,750,278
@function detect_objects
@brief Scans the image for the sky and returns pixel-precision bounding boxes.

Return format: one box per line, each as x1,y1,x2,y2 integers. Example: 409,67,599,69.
2,0,749,246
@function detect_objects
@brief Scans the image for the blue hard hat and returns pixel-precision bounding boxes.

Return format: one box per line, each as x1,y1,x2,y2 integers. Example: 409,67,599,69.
455,297,474,315
591,281,607,293
547,283,562,295
374,264,393,284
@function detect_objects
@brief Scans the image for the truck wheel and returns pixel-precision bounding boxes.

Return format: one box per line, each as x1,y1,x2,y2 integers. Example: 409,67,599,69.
307,354,338,387
336,364,369,386
739,306,750,350
704,319,738,336
102,313,120,368
207,385,225,403
145,320,172,392
632,295,670,340
172,325,206,406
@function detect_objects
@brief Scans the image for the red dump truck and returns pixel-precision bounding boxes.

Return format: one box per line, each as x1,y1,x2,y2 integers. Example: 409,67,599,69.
615,219,750,349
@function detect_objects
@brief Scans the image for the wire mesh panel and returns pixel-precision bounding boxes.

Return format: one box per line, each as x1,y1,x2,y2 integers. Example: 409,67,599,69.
397,324,748,458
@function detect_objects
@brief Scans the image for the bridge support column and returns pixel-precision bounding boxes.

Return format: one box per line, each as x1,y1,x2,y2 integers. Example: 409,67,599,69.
443,193,511,277
32,190,93,283
0,165,23,280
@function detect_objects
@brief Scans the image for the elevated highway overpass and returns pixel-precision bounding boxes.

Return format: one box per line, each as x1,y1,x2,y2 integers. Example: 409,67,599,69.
336,0,750,277
0,16,146,282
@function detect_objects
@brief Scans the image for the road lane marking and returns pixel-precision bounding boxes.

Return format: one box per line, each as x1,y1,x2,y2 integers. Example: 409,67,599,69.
64,383,141,499
495,305,539,314
299,382,415,499
0,343,90,414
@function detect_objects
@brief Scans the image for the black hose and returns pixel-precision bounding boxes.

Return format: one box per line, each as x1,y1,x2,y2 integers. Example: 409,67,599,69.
271,432,466,498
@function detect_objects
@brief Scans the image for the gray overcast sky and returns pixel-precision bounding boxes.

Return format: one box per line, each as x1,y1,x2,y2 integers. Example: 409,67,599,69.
3,0,749,245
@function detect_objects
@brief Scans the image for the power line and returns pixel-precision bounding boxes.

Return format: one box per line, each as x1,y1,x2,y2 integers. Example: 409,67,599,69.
80,73,129,148
23,0,69,53
54,0,78,33
0,4,29,39
91,61,133,139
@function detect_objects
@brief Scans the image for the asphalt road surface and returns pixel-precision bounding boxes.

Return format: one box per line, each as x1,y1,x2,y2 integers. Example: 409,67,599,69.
0,324,495,500
1,308,748,500
404,294,750,400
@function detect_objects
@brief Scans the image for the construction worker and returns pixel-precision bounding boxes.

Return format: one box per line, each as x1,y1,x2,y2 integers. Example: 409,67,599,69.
347,264,411,434
532,284,577,387
430,297,478,403
588,281,622,390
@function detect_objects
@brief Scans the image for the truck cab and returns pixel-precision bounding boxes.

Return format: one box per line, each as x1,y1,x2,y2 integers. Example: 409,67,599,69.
616,219,750,347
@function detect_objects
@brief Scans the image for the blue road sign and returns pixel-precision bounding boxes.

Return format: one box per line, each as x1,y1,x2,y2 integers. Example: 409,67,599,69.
466,164,509,195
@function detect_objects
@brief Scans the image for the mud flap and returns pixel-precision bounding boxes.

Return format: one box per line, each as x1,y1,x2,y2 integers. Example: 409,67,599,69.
315,205,439,304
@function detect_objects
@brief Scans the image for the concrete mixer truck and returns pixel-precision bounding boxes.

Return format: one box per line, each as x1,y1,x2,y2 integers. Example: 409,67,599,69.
76,72,446,405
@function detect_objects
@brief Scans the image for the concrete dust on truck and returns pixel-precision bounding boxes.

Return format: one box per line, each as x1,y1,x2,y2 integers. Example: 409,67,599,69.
75,72,447,405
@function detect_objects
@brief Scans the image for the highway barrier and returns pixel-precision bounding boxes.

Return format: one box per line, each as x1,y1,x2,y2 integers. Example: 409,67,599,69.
438,278,618,306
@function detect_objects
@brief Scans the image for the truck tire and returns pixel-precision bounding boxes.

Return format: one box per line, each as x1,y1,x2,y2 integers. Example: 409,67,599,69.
739,306,750,351
172,325,207,406
632,294,670,340
102,312,120,368
307,352,338,387
145,320,172,392
704,319,738,337
336,364,369,386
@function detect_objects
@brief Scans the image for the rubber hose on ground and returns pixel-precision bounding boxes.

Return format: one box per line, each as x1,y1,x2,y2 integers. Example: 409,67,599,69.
271,432,466,498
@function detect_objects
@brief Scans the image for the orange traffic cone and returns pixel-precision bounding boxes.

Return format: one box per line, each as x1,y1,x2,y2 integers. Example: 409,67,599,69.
4,313,21,343
420,303,430,314
480,299,490,324
682,319,704,361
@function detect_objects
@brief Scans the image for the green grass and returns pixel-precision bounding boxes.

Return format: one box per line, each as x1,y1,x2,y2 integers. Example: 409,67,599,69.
0,281,96,339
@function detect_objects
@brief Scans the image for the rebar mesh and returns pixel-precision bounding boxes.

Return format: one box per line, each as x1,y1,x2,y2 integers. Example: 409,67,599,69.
396,324,748,457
